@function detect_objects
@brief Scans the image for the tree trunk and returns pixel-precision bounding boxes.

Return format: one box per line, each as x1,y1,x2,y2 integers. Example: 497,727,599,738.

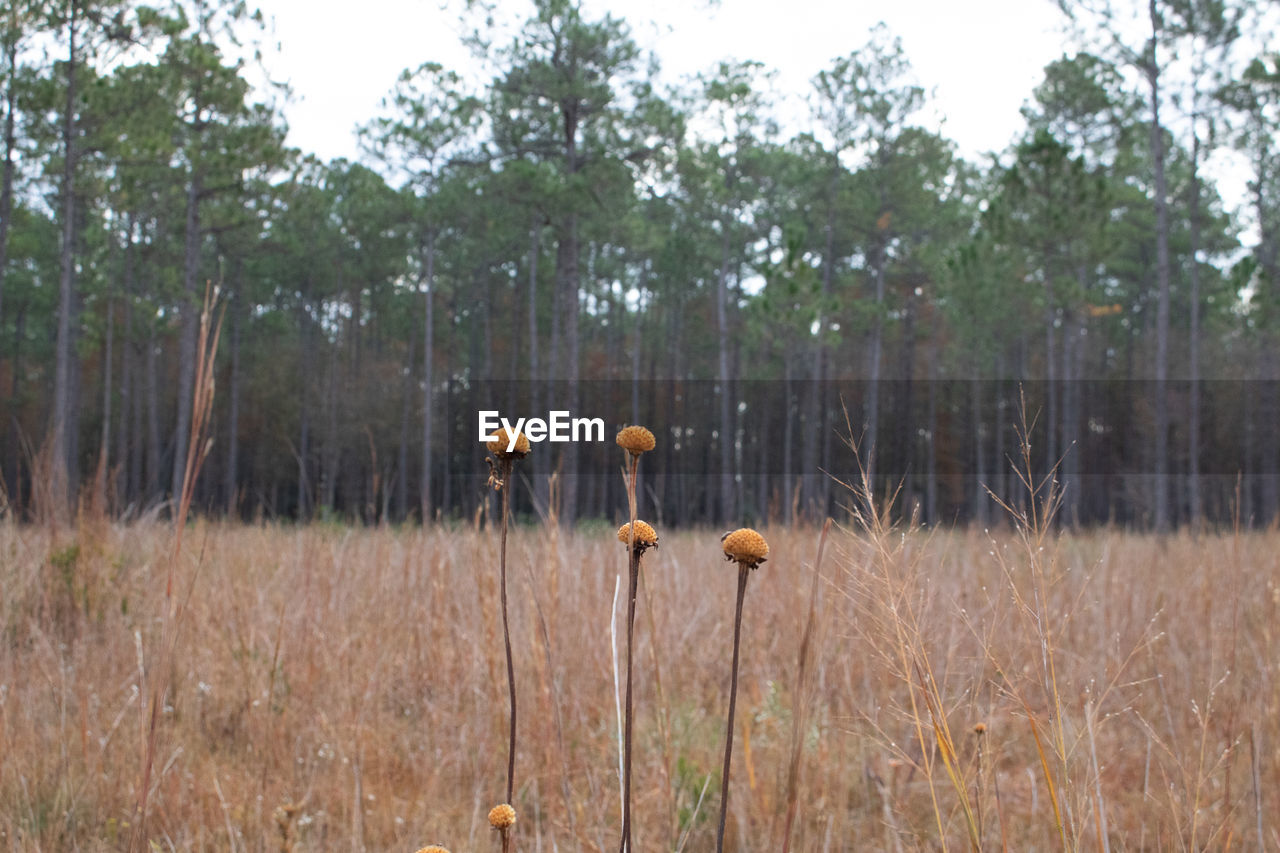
1263,369,1279,526
802,162,838,518
556,214,581,524
127,326,142,503
226,257,243,516
716,228,734,523
116,311,131,508
630,265,643,424
298,299,313,519
866,238,887,504
52,0,80,512
994,353,1008,519
421,231,436,523
898,288,918,510
1187,127,1203,529
783,347,794,524
172,174,202,503
396,314,415,521
0,28,18,332
971,372,986,525
1044,271,1058,495
0,49,12,495
1256,151,1279,524
8,305,23,505
145,320,161,503
1148,0,1171,532
925,331,938,525
97,256,114,507
322,326,338,512
116,215,136,507
1061,309,1080,527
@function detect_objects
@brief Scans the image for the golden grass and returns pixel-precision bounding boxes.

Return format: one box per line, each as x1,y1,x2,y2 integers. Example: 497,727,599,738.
1,518,1278,851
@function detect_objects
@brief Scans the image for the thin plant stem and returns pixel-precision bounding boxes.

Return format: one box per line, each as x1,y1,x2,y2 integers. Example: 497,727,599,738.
620,547,639,853
129,282,223,853
620,453,639,853
716,564,750,853
499,457,517,805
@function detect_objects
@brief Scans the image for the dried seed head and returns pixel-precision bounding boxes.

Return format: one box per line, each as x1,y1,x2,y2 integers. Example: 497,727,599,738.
615,425,656,456
722,528,769,568
488,803,517,830
486,428,531,459
617,520,658,551
415,847,451,853
973,722,987,735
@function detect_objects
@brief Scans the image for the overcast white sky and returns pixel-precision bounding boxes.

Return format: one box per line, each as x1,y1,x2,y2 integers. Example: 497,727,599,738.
260,0,1070,165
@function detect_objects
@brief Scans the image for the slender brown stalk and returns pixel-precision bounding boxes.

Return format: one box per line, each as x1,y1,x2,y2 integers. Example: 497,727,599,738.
485,430,528,819
499,456,516,805
716,564,750,853
614,425,654,853
620,452,639,853
130,282,223,852
620,544,639,853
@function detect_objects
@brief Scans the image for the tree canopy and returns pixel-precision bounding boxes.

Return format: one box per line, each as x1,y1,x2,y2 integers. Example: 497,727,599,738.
1,0,1278,528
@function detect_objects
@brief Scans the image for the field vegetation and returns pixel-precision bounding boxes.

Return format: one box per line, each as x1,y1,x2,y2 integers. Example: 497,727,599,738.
2,499,1277,850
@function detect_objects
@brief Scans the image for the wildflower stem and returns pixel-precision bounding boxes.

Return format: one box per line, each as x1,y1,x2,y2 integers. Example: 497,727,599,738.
620,453,640,853
499,457,517,805
620,547,639,853
716,563,750,853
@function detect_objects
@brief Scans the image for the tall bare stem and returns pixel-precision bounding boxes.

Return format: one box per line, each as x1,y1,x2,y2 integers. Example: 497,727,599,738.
716,564,750,853
620,452,639,853
499,456,516,804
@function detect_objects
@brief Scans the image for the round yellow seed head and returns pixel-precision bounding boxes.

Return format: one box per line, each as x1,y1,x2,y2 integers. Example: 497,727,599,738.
973,722,987,735
486,428,530,459
617,520,658,549
488,803,517,830
722,528,769,568
616,425,656,455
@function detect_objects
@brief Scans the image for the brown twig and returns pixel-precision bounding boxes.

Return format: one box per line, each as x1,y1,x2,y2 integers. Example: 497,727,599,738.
716,563,750,853
498,456,516,805
620,452,639,853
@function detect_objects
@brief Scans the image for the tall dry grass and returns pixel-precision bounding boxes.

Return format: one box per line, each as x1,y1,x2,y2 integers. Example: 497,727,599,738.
1,514,1277,850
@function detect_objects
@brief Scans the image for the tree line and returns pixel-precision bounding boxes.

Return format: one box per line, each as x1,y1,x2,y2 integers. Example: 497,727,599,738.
1,0,1278,528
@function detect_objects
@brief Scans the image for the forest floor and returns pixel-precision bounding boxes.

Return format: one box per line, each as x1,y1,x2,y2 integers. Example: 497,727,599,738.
2,514,1278,851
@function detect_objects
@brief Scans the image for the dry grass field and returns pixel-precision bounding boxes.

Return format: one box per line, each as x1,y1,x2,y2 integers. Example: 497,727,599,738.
2,506,1278,851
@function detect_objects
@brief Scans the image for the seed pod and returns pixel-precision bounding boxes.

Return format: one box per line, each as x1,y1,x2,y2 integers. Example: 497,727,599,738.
615,425,656,456
721,528,769,569
488,803,517,830
617,520,659,552
486,429,531,459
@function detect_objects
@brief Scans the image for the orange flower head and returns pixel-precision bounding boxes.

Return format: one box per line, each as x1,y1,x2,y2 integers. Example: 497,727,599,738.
721,528,769,568
615,425,656,456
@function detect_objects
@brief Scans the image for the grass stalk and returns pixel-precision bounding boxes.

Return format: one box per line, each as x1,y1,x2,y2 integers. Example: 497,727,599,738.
129,281,223,853
620,451,639,853
620,543,639,853
498,456,516,805
716,563,750,853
